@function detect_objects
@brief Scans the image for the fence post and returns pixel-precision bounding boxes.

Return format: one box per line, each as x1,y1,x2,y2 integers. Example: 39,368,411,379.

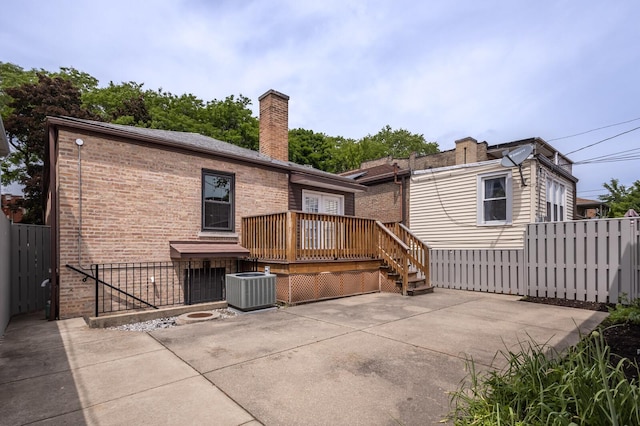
94,264,99,317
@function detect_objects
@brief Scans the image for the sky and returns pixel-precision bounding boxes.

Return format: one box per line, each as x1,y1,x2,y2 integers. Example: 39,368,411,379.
2,0,639,199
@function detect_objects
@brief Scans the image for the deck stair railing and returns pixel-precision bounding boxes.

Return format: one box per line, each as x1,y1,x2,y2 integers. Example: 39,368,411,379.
384,222,430,281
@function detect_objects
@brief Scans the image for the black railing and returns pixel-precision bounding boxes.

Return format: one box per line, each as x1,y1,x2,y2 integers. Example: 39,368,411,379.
67,258,257,317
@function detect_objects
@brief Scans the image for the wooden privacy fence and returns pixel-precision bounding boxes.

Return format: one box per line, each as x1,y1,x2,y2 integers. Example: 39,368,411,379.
526,218,639,304
430,249,524,295
430,217,640,304
11,224,51,314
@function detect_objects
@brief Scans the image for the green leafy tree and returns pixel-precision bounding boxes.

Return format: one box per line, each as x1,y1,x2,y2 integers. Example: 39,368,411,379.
326,125,439,173
0,62,41,117
144,91,258,149
204,94,258,150
288,128,334,170
83,81,150,125
368,124,438,158
324,137,361,173
1,73,98,223
599,178,640,217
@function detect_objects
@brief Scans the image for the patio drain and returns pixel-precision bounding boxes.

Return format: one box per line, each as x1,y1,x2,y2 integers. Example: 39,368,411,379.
176,311,221,325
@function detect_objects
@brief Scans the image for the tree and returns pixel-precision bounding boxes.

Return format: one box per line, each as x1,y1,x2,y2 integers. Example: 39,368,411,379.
83,81,150,125
325,125,439,173
204,94,258,150
288,128,334,170
1,73,98,223
599,178,640,217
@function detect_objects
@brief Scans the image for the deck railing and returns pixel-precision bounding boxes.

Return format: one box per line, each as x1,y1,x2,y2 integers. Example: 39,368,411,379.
242,211,378,262
242,212,428,294
385,222,430,281
376,221,410,295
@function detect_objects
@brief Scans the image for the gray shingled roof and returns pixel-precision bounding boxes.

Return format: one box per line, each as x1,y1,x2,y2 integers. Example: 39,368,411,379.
51,117,362,188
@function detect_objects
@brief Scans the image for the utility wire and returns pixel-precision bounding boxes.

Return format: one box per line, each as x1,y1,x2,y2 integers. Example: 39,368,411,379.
574,146,640,164
548,116,640,142
564,126,640,156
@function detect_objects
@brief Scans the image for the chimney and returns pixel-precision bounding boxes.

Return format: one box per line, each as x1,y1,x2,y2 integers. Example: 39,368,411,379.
454,136,479,165
259,89,290,162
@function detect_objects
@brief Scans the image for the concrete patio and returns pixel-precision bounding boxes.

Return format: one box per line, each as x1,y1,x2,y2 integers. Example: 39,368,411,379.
0,289,607,425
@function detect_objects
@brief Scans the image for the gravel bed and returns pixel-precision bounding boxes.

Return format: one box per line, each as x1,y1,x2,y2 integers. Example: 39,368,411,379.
109,308,237,332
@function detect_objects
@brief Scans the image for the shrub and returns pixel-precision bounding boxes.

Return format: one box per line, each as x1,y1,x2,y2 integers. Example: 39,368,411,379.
447,331,640,425
607,295,640,325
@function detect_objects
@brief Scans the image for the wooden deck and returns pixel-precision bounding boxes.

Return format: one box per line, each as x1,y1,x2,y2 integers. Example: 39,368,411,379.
242,212,430,298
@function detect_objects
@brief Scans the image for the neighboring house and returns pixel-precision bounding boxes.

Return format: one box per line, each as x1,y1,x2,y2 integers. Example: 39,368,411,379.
346,136,578,249
576,197,608,219
1,117,12,332
45,90,429,319
1,194,25,223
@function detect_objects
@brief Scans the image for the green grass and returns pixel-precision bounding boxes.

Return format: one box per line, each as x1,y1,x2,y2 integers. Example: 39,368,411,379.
446,331,640,425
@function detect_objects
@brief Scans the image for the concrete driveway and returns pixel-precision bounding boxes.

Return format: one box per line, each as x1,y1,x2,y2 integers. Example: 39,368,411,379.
0,289,607,425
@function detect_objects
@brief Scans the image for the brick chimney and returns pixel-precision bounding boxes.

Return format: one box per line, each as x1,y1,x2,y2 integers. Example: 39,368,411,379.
259,89,290,162
455,137,480,165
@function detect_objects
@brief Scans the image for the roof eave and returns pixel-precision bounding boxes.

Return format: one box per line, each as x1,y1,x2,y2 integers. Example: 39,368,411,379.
46,116,364,191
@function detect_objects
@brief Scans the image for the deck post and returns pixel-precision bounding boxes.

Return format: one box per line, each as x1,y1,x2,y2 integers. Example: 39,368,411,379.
286,211,297,262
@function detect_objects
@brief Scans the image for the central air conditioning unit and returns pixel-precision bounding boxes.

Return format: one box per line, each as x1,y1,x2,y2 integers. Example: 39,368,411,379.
225,272,276,311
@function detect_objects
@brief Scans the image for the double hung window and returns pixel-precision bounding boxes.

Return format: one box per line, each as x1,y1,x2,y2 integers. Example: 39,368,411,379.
546,178,566,222
202,170,234,231
478,173,512,225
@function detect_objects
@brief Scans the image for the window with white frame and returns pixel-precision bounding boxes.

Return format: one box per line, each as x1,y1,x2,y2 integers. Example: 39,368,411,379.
545,178,566,222
302,190,344,215
301,190,344,250
477,173,512,225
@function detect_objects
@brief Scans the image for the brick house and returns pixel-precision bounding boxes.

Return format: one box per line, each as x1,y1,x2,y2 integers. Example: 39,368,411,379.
1,194,25,223
45,90,430,319
576,197,608,219
345,137,578,249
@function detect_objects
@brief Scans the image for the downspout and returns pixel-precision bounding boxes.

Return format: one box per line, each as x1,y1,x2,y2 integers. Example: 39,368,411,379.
75,138,90,269
394,163,403,223
48,126,59,320
402,175,407,225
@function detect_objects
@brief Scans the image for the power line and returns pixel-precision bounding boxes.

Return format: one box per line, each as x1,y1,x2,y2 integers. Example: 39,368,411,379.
548,116,640,142
564,126,640,156
573,146,640,164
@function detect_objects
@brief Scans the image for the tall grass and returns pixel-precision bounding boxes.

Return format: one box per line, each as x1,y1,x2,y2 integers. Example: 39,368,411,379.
447,331,640,425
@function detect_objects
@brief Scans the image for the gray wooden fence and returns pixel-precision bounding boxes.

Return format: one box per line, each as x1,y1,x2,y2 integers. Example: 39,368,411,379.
430,217,640,304
11,224,51,315
526,218,639,304
430,249,524,295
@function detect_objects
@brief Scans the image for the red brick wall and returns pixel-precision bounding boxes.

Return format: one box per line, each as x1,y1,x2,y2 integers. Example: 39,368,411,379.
354,180,403,223
56,129,290,318
259,90,289,162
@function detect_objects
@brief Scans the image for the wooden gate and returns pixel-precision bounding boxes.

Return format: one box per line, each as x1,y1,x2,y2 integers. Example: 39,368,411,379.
11,224,51,314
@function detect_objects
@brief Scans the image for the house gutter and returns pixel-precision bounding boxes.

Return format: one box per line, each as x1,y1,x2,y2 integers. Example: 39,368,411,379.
47,125,59,321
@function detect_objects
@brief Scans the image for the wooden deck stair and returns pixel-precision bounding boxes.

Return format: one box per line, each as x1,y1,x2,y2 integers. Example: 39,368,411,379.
378,222,433,296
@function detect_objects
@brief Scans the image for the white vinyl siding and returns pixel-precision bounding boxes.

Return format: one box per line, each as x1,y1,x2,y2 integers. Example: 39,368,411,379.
410,160,534,249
